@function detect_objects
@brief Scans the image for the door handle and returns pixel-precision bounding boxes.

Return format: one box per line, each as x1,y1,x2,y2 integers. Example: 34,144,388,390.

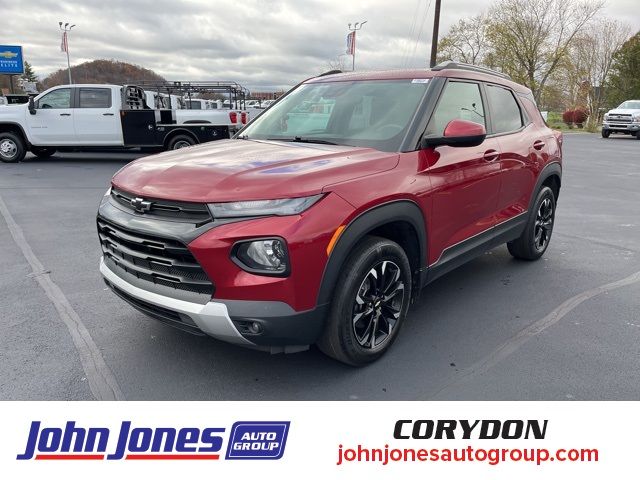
533,140,545,150
59,113,71,116
103,113,114,116
483,149,499,162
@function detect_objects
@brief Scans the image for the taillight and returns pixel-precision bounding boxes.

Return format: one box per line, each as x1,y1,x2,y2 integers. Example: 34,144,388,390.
229,111,238,123
241,112,247,124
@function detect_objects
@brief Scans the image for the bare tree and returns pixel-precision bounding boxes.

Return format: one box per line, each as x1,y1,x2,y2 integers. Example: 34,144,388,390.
326,55,348,72
572,18,632,129
437,15,490,65
487,0,604,102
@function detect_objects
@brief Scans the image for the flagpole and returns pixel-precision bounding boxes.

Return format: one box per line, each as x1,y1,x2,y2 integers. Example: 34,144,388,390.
347,21,367,71
352,32,356,71
59,22,76,84
65,35,72,84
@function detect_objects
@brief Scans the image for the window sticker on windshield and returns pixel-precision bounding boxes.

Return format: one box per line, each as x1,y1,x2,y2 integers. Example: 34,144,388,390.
411,79,429,83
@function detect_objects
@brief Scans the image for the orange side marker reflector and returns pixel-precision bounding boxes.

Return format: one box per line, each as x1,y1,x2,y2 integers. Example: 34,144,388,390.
326,225,346,256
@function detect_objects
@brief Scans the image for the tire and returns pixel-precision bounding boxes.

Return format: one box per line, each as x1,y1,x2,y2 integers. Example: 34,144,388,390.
0,132,26,163
636,131,640,140
167,134,196,150
31,146,56,158
317,236,412,366
601,129,610,138
507,186,556,261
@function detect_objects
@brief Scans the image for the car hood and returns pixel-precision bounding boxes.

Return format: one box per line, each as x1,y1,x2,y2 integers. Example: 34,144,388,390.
607,108,640,115
0,104,26,116
112,139,399,202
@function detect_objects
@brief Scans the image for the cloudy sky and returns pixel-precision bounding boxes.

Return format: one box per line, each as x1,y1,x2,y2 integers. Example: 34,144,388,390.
6,0,640,91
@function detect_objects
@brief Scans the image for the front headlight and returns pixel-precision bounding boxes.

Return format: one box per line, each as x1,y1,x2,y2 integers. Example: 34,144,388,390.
99,186,112,207
633,113,640,122
208,194,323,218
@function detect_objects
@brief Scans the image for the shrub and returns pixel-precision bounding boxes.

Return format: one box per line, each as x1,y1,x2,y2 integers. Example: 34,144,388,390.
562,109,589,128
573,108,588,128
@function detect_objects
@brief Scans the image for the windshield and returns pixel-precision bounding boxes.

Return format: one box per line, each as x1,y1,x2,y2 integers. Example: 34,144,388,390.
240,79,429,152
617,101,640,109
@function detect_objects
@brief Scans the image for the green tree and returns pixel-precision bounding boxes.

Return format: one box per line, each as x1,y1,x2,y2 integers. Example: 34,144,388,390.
607,32,640,106
22,61,37,82
436,15,490,65
571,20,631,130
486,0,603,103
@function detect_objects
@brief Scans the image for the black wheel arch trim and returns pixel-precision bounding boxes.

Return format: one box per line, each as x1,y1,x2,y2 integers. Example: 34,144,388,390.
0,122,31,148
316,200,427,307
529,162,562,214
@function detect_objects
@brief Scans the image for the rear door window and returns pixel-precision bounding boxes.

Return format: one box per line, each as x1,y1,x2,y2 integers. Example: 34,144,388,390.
79,88,111,108
486,85,523,134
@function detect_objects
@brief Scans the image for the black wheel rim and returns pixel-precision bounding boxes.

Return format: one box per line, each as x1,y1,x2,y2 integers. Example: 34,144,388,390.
534,196,554,251
352,260,405,349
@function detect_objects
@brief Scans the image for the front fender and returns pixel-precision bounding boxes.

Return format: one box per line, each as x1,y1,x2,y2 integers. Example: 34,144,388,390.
315,200,427,306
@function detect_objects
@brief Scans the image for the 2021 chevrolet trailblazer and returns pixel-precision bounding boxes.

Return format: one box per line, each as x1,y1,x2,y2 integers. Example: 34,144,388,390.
97,62,563,365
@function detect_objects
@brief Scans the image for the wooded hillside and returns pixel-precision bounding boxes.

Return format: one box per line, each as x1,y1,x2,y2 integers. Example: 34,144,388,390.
41,59,165,89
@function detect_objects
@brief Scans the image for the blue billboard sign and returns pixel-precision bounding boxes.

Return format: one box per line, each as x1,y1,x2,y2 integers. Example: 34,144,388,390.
0,45,24,75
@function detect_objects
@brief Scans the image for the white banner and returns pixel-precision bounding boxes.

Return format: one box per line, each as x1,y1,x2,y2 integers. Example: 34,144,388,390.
0,401,635,478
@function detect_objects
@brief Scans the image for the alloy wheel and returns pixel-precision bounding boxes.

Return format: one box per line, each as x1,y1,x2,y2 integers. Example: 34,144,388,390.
352,260,405,349
533,197,554,251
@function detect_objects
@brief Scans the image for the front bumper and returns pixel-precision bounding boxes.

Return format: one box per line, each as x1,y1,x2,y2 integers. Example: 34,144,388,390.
101,257,327,352
603,121,640,132
100,257,254,346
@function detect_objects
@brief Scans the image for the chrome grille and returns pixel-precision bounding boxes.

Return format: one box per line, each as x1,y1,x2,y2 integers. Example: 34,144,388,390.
98,217,214,296
111,187,212,224
607,114,632,125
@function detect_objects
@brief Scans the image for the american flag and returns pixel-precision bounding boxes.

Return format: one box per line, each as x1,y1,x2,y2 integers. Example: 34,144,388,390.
60,31,68,53
346,31,355,55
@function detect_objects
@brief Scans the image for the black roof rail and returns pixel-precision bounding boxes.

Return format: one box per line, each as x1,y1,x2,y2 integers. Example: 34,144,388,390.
431,61,511,80
318,69,342,77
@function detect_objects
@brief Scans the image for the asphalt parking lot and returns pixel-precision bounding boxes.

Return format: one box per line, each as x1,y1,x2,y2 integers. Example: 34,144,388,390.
1,133,639,401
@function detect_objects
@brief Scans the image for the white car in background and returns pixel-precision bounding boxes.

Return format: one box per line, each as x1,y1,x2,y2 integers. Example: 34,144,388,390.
602,100,640,139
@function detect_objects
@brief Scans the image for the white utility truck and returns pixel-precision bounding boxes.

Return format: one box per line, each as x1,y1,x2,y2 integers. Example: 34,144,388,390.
0,84,230,163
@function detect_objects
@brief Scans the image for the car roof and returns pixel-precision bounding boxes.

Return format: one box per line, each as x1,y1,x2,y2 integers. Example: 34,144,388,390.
44,83,123,90
306,68,531,94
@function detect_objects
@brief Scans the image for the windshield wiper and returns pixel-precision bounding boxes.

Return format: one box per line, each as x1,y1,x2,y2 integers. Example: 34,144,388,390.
266,136,339,145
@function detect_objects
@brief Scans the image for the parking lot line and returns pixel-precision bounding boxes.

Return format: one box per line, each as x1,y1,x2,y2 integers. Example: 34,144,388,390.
429,269,640,399
0,193,124,401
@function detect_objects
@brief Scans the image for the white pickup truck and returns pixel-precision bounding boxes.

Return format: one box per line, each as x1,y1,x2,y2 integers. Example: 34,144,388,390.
179,98,248,131
0,84,231,163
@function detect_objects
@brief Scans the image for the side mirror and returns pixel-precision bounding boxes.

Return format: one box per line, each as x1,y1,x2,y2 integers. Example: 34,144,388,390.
28,97,36,115
422,119,486,148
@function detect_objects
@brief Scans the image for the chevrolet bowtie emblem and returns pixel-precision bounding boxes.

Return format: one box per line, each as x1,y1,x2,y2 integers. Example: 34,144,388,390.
130,197,152,213
0,51,18,59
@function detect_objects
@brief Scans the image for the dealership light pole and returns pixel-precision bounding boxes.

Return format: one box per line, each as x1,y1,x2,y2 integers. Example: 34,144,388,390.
347,21,367,71
59,22,75,84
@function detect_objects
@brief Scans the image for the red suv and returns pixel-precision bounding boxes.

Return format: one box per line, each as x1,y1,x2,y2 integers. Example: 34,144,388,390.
98,62,562,365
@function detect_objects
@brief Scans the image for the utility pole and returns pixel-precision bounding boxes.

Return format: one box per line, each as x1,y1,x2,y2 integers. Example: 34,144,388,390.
59,22,76,84
347,21,367,71
429,0,442,68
